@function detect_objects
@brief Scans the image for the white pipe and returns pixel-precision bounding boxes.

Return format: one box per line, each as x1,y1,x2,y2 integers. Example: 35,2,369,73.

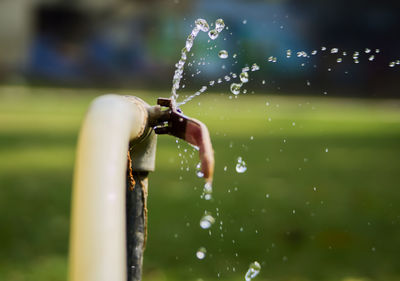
68,95,148,281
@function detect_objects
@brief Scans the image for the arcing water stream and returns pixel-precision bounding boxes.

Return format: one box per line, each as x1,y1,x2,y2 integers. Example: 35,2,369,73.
171,18,226,106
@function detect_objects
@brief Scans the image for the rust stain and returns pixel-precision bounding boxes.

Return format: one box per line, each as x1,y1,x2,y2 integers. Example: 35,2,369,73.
127,151,135,191
141,177,149,249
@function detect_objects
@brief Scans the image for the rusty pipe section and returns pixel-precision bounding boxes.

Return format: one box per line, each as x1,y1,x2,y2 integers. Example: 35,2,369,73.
69,95,157,281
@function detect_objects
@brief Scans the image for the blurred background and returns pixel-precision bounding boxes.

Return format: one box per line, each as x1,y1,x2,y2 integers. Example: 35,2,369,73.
0,0,400,281
1,0,400,96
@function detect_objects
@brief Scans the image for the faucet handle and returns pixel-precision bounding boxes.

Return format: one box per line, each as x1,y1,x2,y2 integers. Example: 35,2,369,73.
154,98,214,183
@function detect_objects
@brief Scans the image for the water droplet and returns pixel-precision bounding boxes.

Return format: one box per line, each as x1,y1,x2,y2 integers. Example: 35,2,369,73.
209,80,215,86
200,213,215,229
375,49,380,53
292,209,296,214
337,58,342,63
389,61,395,67
321,46,327,51
242,19,247,24
195,19,210,32
215,19,225,32
331,48,339,54
203,182,213,200
244,261,261,281
325,148,329,152
196,247,207,259
230,83,242,95
235,157,247,173
251,63,260,71
208,29,219,40
311,50,317,55
354,59,359,64
286,49,292,58
369,55,375,61
262,80,266,85
313,186,317,191
218,50,228,59
306,80,311,86
365,48,371,54
196,162,204,178
240,72,249,83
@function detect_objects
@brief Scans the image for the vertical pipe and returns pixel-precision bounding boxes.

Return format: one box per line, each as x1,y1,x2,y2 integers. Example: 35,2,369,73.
126,170,148,281
126,121,157,281
69,95,149,281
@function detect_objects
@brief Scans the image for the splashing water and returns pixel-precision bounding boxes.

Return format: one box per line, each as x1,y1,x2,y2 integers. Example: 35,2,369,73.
196,247,207,259
172,18,226,106
196,162,204,178
171,19,210,104
230,83,242,95
168,20,400,280
179,86,208,106
203,182,213,200
331,48,339,54
208,18,226,40
200,212,215,229
251,63,260,71
236,157,247,173
219,50,229,59
228,64,260,96
244,261,261,281
240,72,249,83
208,30,219,40
215,19,225,32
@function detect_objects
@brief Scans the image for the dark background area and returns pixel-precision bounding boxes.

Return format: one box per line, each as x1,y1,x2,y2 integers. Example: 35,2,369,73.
0,0,399,97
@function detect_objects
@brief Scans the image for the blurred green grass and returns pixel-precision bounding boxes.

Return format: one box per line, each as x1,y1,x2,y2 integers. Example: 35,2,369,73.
0,86,400,281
